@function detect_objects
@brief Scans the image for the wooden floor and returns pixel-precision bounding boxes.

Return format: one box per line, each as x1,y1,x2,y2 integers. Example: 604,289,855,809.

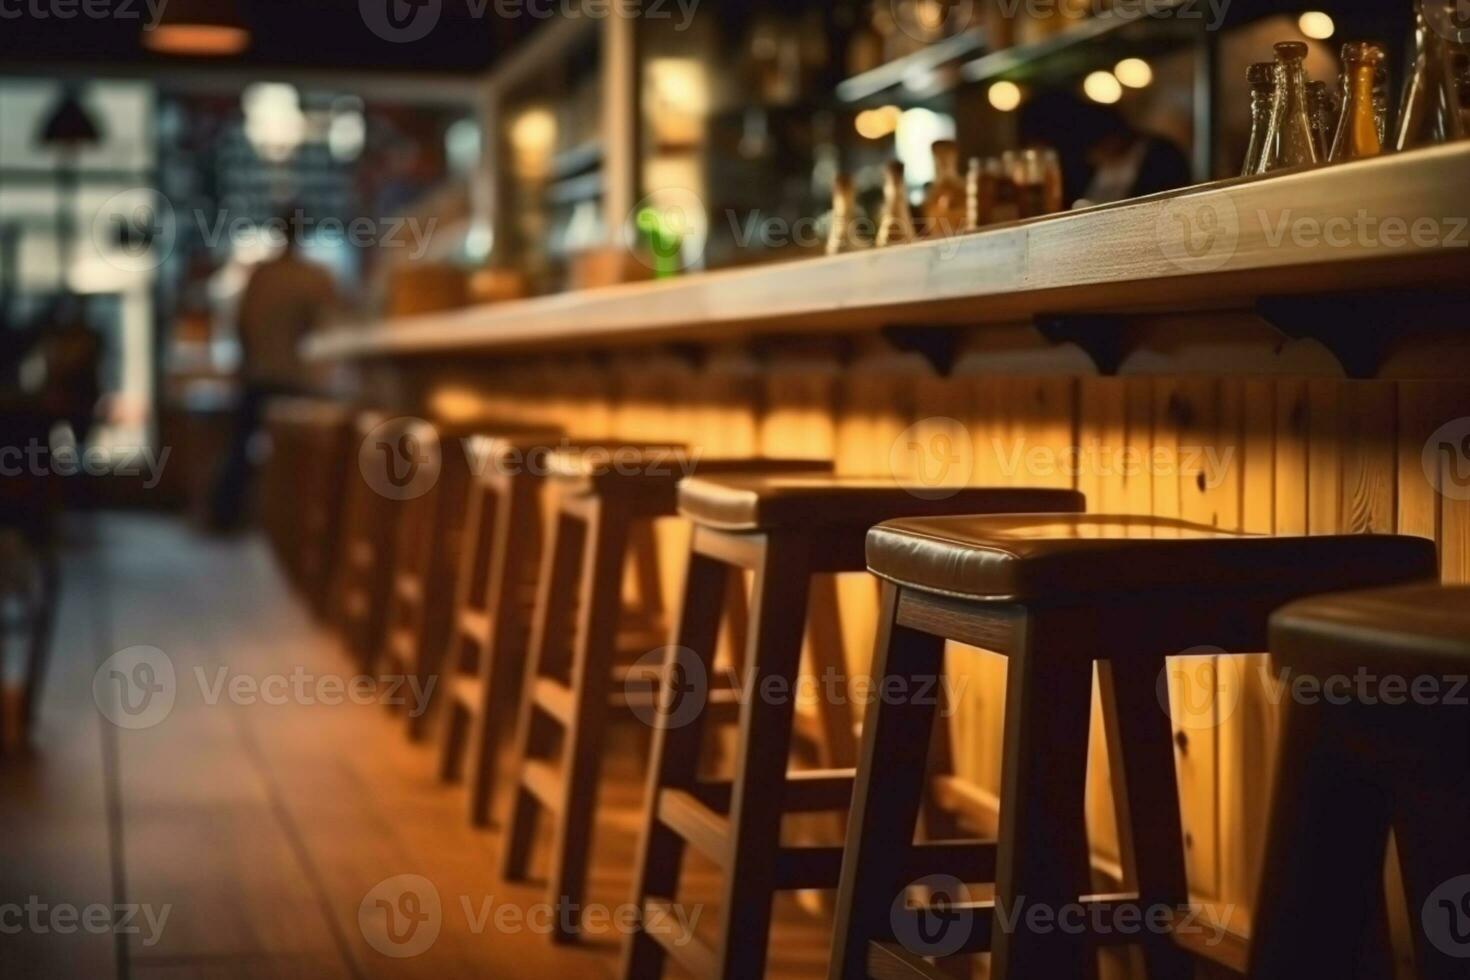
0,514,834,979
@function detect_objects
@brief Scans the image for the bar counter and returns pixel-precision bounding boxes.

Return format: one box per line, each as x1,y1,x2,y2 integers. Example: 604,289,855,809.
308,143,1470,967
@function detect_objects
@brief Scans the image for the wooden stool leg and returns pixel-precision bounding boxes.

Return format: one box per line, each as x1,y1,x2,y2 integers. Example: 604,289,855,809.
500,504,586,878
21,549,60,736
622,546,731,980
1396,713,1470,980
830,583,946,980
437,482,490,785
628,518,666,630
806,574,856,770
465,476,539,826
711,532,813,979
1247,699,1393,979
545,496,632,942
1097,657,1193,980
989,608,1097,980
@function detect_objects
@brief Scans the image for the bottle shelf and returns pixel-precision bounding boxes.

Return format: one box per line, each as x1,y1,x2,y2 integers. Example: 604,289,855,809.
308,143,1470,362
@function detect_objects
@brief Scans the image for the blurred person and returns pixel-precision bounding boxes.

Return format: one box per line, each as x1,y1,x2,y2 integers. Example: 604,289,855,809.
1020,91,1192,208
208,211,338,531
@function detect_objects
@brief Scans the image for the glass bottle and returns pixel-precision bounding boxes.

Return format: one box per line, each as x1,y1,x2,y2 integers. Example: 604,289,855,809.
1242,62,1277,175
1259,42,1321,173
1330,42,1386,161
1373,66,1391,146
1014,148,1050,218
989,153,1022,224
1307,81,1337,161
1446,44,1469,140
1417,0,1470,142
1039,147,1064,214
1397,0,1449,149
965,156,985,231
922,140,968,237
876,161,918,247
825,174,867,255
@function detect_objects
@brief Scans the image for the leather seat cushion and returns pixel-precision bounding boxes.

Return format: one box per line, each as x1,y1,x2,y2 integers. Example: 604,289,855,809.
678,475,1084,531
1271,585,1470,676
866,514,1438,602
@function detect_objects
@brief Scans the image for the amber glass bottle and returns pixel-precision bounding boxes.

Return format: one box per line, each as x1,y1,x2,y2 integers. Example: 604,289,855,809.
923,140,968,237
825,174,867,255
1331,42,1387,161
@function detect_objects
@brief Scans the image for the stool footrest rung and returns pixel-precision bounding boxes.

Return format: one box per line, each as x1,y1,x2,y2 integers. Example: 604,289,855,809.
456,608,490,644
382,627,414,669
520,759,561,813
867,942,947,979
449,675,481,711
532,677,575,725
394,573,421,605
640,900,715,977
884,891,1148,956
686,769,857,814
532,677,743,727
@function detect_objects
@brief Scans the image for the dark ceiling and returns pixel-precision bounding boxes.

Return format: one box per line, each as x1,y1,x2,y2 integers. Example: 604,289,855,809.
0,0,542,75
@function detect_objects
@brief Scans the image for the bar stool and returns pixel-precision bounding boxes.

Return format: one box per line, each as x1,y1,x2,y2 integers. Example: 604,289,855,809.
623,476,1085,980
376,418,486,738
830,515,1437,980
437,430,561,825
500,451,830,942
1250,585,1470,980
333,412,416,669
264,398,352,619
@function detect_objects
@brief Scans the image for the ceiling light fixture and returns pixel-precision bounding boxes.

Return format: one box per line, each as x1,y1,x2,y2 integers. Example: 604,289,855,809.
144,0,250,56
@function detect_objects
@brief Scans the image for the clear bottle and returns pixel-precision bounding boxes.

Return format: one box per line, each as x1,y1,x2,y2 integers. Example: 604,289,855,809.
876,161,918,247
1242,62,1277,175
1260,41,1321,173
922,140,968,237
1446,43,1469,140
825,174,868,255
1373,65,1391,146
1397,0,1456,149
1307,81,1337,161
1330,42,1387,161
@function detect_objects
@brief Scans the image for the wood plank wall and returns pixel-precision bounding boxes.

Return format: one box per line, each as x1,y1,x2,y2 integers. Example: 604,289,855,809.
398,317,1470,971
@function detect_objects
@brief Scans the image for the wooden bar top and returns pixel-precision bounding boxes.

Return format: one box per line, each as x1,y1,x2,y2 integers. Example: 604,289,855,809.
307,143,1470,361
